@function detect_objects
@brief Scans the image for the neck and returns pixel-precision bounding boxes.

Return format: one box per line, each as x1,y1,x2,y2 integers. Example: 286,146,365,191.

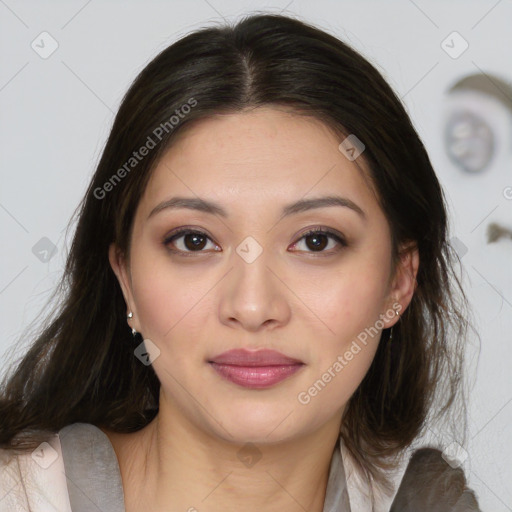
106,395,343,512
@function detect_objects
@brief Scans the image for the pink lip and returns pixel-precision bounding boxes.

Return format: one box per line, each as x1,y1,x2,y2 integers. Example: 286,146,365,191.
208,349,304,389
210,348,303,366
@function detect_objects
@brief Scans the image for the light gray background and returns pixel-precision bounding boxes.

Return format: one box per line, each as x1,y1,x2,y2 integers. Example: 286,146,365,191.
1,1,511,510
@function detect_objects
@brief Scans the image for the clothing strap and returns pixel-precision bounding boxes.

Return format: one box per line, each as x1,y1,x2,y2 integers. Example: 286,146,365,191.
59,423,125,512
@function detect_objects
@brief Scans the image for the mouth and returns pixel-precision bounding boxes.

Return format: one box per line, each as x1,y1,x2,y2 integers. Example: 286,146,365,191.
208,348,305,389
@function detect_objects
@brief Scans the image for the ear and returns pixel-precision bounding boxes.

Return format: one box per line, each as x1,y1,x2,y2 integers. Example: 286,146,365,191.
384,241,419,328
108,243,141,333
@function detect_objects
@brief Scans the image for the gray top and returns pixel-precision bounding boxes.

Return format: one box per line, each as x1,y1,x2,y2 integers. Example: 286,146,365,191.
58,422,351,512
59,423,126,512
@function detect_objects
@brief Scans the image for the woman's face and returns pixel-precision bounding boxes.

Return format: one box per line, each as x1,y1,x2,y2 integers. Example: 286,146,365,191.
110,106,418,444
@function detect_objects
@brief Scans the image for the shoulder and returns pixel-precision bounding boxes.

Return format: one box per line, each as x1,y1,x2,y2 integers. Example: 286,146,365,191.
0,445,27,510
340,441,481,512
390,447,482,511
0,422,103,512
0,430,71,512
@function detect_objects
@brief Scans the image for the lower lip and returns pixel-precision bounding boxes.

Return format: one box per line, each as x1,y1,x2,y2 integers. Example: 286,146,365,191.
209,362,304,389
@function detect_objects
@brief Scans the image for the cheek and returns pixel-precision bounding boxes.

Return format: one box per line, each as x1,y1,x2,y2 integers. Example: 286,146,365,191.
294,252,388,400
300,294,382,413
129,251,208,343
328,346,378,414
298,255,389,340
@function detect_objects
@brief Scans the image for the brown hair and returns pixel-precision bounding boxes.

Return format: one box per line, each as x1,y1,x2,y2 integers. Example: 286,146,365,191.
0,12,475,498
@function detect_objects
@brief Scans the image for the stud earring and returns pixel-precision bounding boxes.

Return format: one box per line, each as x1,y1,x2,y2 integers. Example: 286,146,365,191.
127,311,137,337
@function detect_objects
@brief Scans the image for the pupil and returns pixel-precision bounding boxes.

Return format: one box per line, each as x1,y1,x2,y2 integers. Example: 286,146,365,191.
307,234,327,251
185,233,206,251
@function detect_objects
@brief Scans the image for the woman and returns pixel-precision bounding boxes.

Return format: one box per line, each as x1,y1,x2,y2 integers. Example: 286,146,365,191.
0,13,481,512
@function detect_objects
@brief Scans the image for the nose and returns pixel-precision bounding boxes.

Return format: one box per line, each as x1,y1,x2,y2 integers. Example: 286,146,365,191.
218,250,291,333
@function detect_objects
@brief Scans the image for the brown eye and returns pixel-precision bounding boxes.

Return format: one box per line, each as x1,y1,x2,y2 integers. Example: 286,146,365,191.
304,232,329,251
164,229,219,254
291,228,347,254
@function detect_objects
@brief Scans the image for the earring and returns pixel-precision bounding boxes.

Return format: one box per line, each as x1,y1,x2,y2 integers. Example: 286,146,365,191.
127,312,137,337
389,306,401,343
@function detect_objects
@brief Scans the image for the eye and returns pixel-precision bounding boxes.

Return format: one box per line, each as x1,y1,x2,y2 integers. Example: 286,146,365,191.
163,226,347,256
163,228,220,255
290,227,347,254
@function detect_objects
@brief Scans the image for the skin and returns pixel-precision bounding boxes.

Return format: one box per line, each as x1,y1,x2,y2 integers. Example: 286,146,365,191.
106,106,419,512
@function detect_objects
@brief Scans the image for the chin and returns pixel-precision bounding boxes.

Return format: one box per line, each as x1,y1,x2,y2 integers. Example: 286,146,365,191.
205,403,322,447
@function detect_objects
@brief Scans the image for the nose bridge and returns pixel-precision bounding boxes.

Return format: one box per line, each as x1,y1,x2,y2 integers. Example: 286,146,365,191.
231,238,276,302
218,237,290,330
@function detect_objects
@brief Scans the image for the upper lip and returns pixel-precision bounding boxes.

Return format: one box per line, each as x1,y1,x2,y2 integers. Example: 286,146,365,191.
209,349,303,366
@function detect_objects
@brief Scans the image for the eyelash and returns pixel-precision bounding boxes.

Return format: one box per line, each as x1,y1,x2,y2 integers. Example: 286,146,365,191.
162,226,347,257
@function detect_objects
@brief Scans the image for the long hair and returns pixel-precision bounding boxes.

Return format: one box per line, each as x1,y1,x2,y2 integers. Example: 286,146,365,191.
0,12,474,494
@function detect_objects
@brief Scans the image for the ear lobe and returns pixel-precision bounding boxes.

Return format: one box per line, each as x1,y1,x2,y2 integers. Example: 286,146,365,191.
108,243,136,316
387,242,420,326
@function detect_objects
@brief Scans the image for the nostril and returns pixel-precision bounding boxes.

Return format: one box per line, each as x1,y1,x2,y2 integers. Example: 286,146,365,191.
487,222,512,243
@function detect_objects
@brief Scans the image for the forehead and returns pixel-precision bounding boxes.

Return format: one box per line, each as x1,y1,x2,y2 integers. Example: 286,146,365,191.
139,107,379,218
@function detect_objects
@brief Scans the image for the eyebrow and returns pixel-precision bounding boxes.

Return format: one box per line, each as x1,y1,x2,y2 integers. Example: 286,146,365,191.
147,195,367,221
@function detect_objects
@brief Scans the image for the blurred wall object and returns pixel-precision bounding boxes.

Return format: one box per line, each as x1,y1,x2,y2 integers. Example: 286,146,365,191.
444,73,512,175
